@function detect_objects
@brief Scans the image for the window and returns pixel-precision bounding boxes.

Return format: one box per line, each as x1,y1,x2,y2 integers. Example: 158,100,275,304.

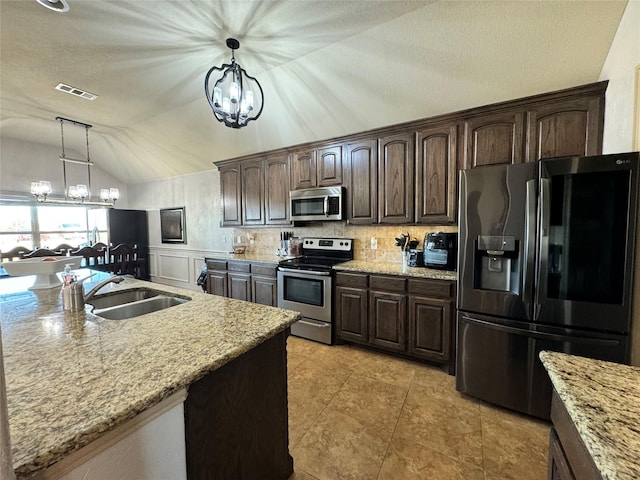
0,205,108,253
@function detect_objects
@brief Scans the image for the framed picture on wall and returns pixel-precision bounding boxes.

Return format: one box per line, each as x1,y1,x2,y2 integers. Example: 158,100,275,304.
160,207,186,244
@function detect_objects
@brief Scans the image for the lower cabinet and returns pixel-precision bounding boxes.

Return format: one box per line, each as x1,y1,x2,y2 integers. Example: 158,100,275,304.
335,271,456,371
206,258,278,307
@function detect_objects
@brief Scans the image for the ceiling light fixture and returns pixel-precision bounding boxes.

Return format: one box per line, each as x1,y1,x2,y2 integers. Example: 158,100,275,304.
204,38,264,129
31,117,119,207
35,0,69,13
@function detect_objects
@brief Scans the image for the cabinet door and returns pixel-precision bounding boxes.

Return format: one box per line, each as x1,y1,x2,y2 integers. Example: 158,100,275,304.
548,429,576,480
208,271,228,297
407,295,452,362
416,123,457,224
265,155,291,225
252,275,277,306
344,139,378,224
378,133,414,224
335,286,368,344
290,149,316,190
228,272,251,301
219,165,242,226
317,145,342,187
369,291,406,352
241,160,265,225
527,96,604,162
462,110,525,168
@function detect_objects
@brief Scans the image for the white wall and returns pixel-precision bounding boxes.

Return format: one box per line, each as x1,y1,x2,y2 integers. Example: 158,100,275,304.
600,0,640,153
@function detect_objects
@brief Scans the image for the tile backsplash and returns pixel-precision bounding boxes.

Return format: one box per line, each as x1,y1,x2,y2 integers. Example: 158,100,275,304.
233,224,458,262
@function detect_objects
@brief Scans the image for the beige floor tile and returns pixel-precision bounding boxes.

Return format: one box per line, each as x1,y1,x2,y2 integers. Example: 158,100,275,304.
292,409,391,480
288,336,323,358
326,375,408,435
378,435,485,480
348,350,417,387
288,390,327,449
289,469,320,480
288,357,352,406
393,383,484,468
481,405,550,480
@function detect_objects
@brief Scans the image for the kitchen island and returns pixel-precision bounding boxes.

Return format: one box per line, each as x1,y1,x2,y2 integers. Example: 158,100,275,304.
540,351,640,480
0,271,301,479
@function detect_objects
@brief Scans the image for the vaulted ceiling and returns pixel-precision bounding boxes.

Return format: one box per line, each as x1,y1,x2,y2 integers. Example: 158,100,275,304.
0,0,628,184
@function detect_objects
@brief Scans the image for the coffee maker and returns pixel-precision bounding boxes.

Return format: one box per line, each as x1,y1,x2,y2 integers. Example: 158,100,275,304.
424,232,457,271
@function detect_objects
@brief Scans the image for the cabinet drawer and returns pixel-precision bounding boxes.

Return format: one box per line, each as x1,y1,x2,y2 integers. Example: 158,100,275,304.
251,263,277,277
408,278,455,299
228,261,251,273
206,259,227,271
335,272,368,288
370,275,406,293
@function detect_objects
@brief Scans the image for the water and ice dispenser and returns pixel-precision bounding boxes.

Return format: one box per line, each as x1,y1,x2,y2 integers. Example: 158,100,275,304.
474,235,520,294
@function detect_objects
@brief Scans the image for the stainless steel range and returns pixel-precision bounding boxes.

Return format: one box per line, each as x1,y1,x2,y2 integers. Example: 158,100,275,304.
277,237,353,344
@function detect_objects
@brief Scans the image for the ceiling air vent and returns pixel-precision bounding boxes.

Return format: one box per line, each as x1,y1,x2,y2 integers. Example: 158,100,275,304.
55,83,98,101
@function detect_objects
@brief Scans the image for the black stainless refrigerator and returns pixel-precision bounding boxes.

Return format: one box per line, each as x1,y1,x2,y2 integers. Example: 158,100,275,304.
456,152,639,420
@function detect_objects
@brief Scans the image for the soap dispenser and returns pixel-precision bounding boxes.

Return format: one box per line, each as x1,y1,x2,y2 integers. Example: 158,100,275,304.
60,264,75,311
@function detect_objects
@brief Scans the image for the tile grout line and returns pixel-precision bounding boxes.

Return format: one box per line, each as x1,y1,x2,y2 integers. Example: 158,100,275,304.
374,371,413,480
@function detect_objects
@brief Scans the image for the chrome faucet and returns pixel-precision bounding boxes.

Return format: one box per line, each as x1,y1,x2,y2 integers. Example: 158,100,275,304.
83,276,125,302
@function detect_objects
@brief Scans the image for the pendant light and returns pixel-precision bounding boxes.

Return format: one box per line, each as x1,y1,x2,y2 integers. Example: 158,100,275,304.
204,38,264,129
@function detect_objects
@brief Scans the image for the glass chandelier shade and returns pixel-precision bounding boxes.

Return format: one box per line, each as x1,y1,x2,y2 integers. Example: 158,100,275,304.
205,38,264,129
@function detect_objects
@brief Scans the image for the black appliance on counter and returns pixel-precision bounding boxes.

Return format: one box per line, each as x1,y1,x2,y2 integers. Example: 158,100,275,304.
277,238,354,345
456,152,639,420
424,232,457,270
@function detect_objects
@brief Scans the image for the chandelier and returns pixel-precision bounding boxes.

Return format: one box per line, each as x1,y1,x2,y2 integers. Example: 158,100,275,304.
31,117,119,206
204,38,264,129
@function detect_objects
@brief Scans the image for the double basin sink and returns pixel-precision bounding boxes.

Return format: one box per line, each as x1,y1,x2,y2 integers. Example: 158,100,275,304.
87,288,190,320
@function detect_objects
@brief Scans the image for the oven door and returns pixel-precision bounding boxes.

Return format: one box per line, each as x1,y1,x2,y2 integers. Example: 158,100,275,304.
277,268,332,322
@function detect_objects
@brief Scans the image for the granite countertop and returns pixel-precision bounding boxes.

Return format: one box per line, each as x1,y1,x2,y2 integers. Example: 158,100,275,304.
0,272,301,478
334,260,457,281
540,351,640,479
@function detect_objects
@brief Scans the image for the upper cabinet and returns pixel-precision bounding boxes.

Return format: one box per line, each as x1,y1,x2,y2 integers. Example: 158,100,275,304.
378,133,414,224
218,156,291,227
344,139,378,225
461,109,525,169
527,95,604,161
216,81,606,227
219,164,242,226
290,145,342,190
416,122,458,224
265,154,290,225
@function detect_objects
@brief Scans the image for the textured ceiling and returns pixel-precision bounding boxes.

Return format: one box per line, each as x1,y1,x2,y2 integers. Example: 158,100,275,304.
0,0,628,184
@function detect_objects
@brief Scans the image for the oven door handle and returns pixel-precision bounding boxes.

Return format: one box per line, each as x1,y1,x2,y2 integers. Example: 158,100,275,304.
277,267,331,276
297,319,331,328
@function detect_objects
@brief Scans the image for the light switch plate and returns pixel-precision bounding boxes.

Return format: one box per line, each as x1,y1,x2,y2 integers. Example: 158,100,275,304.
370,237,377,249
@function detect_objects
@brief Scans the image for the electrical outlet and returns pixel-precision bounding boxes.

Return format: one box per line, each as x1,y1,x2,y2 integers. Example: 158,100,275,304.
222,235,227,244
370,237,378,249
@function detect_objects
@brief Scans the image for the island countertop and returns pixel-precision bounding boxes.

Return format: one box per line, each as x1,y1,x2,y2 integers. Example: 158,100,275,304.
539,351,640,480
0,273,301,478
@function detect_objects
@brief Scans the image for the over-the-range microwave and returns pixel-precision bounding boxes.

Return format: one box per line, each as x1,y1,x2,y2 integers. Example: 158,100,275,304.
290,186,344,222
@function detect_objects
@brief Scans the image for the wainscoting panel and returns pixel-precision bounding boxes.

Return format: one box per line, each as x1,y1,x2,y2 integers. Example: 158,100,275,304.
148,247,229,291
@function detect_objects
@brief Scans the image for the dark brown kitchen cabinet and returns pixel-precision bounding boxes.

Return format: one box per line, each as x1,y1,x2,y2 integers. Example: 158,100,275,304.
378,133,414,224
251,263,278,307
416,123,457,224
462,109,526,169
291,145,342,191
548,389,601,480
344,139,378,224
265,154,290,225
206,258,278,307
206,259,228,297
335,271,456,371
527,95,604,162
334,273,368,344
219,165,242,227
228,261,251,301
241,160,265,225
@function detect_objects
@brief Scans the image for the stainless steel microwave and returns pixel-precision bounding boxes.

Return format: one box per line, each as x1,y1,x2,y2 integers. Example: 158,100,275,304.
290,186,344,221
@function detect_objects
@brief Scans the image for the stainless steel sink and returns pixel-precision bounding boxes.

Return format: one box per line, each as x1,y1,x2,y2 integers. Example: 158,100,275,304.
87,288,161,310
91,295,190,320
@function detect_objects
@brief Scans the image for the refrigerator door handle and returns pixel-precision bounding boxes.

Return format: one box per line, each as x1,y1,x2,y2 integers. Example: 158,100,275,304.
459,314,621,346
535,177,551,320
522,179,537,314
